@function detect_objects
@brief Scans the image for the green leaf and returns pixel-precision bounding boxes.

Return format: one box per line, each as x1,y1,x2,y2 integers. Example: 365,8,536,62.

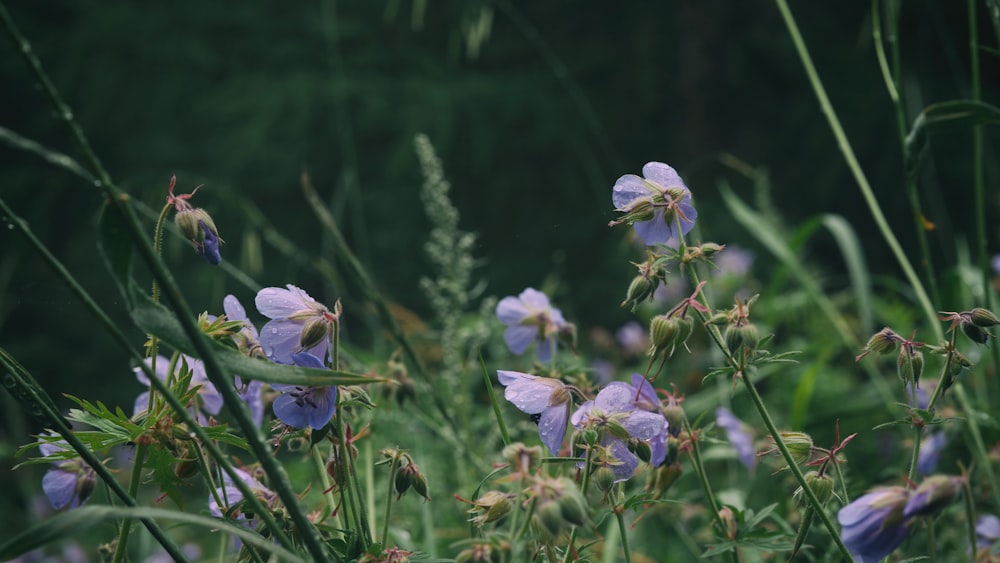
905,99,1000,156
127,284,384,387
0,505,306,562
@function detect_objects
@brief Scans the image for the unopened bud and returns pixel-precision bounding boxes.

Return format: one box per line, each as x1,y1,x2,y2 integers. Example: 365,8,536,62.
628,438,652,464
962,322,989,344
645,461,683,500
76,468,97,506
502,442,542,475
897,349,924,386
804,471,833,504
536,500,565,537
174,209,202,242
299,318,330,351
863,328,899,356
779,432,814,466
969,307,1000,327
662,404,684,438
621,275,657,312
725,323,759,353
557,490,588,528
592,466,616,494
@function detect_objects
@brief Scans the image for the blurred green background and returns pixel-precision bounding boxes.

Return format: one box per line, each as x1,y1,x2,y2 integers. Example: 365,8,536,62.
1,0,998,557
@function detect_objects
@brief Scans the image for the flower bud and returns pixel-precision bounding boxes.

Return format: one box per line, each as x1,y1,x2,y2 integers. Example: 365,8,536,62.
662,404,685,438
503,442,542,475
962,322,989,344
804,471,833,504
779,432,814,466
897,349,924,386
725,323,759,353
394,465,412,497
174,209,202,242
471,491,512,526
649,315,692,357
628,438,652,464
863,328,899,356
621,275,658,312
299,317,330,351
411,468,430,501
592,466,616,495
970,307,1000,327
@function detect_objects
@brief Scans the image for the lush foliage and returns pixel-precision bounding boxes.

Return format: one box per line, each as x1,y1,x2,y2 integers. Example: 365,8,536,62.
2,2,1000,562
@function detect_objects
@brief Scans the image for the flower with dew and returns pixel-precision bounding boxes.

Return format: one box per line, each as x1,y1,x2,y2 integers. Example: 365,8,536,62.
838,486,912,563
37,436,96,511
571,379,669,482
497,370,572,455
255,284,339,365
610,161,697,246
715,407,756,469
272,352,337,430
133,355,222,423
496,288,570,362
209,466,278,523
976,514,1000,554
916,431,948,475
166,175,222,265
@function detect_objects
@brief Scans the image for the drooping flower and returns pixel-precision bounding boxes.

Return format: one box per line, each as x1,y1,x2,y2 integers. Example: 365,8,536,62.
902,474,964,518
496,288,570,362
916,431,948,475
715,407,756,469
497,370,571,456
271,352,337,430
133,355,223,423
571,380,669,482
610,162,698,246
209,466,278,523
166,175,222,265
255,284,338,365
838,487,912,563
37,437,96,511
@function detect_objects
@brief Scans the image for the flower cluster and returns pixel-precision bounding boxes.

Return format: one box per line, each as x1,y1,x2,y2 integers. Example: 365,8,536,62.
609,162,697,246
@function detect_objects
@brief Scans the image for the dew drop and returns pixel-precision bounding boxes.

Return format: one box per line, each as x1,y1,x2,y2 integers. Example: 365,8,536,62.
270,327,278,334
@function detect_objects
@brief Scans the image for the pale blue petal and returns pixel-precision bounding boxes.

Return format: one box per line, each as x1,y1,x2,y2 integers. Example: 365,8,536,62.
633,211,675,246
260,318,306,364
536,336,557,362
571,400,594,427
504,325,537,355
306,387,337,430
291,352,326,369
133,391,151,417
518,288,551,310
497,370,559,414
612,174,649,209
224,294,248,322
607,439,639,482
43,468,79,510
678,199,698,235
594,383,635,414
255,285,312,319
538,403,569,455
642,162,686,190
272,394,310,429
496,296,530,325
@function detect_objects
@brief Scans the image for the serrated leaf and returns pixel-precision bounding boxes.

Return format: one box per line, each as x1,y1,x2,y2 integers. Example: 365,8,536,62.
0,505,305,561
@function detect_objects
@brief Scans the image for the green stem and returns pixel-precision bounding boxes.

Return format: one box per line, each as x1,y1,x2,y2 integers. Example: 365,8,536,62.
614,489,632,563
111,443,148,563
312,446,339,523
381,456,401,545
682,416,728,535
773,0,938,338
962,476,978,558
560,447,593,563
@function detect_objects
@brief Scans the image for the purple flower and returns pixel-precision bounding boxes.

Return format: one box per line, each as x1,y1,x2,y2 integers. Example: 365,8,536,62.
611,162,697,246
37,437,95,511
992,254,1000,275
496,288,569,362
976,514,1000,552
497,370,571,455
133,355,222,423
571,379,669,482
916,431,947,475
255,285,337,365
209,466,277,522
715,407,756,469
902,475,963,518
196,221,221,265
271,352,337,430
713,245,754,277
838,487,912,563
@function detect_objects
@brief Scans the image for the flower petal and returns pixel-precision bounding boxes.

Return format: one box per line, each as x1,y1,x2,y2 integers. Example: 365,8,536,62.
259,318,307,365
504,325,537,356
223,294,248,323
497,370,559,414
641,162,686,191
612,174,649,209
633,212,675,246
272,393,310,429
594,382,635,414
306,387,337,430
255,285,312,320
496,296,530,325
517,288,552,311
538,403,569,456
43,468,79,510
